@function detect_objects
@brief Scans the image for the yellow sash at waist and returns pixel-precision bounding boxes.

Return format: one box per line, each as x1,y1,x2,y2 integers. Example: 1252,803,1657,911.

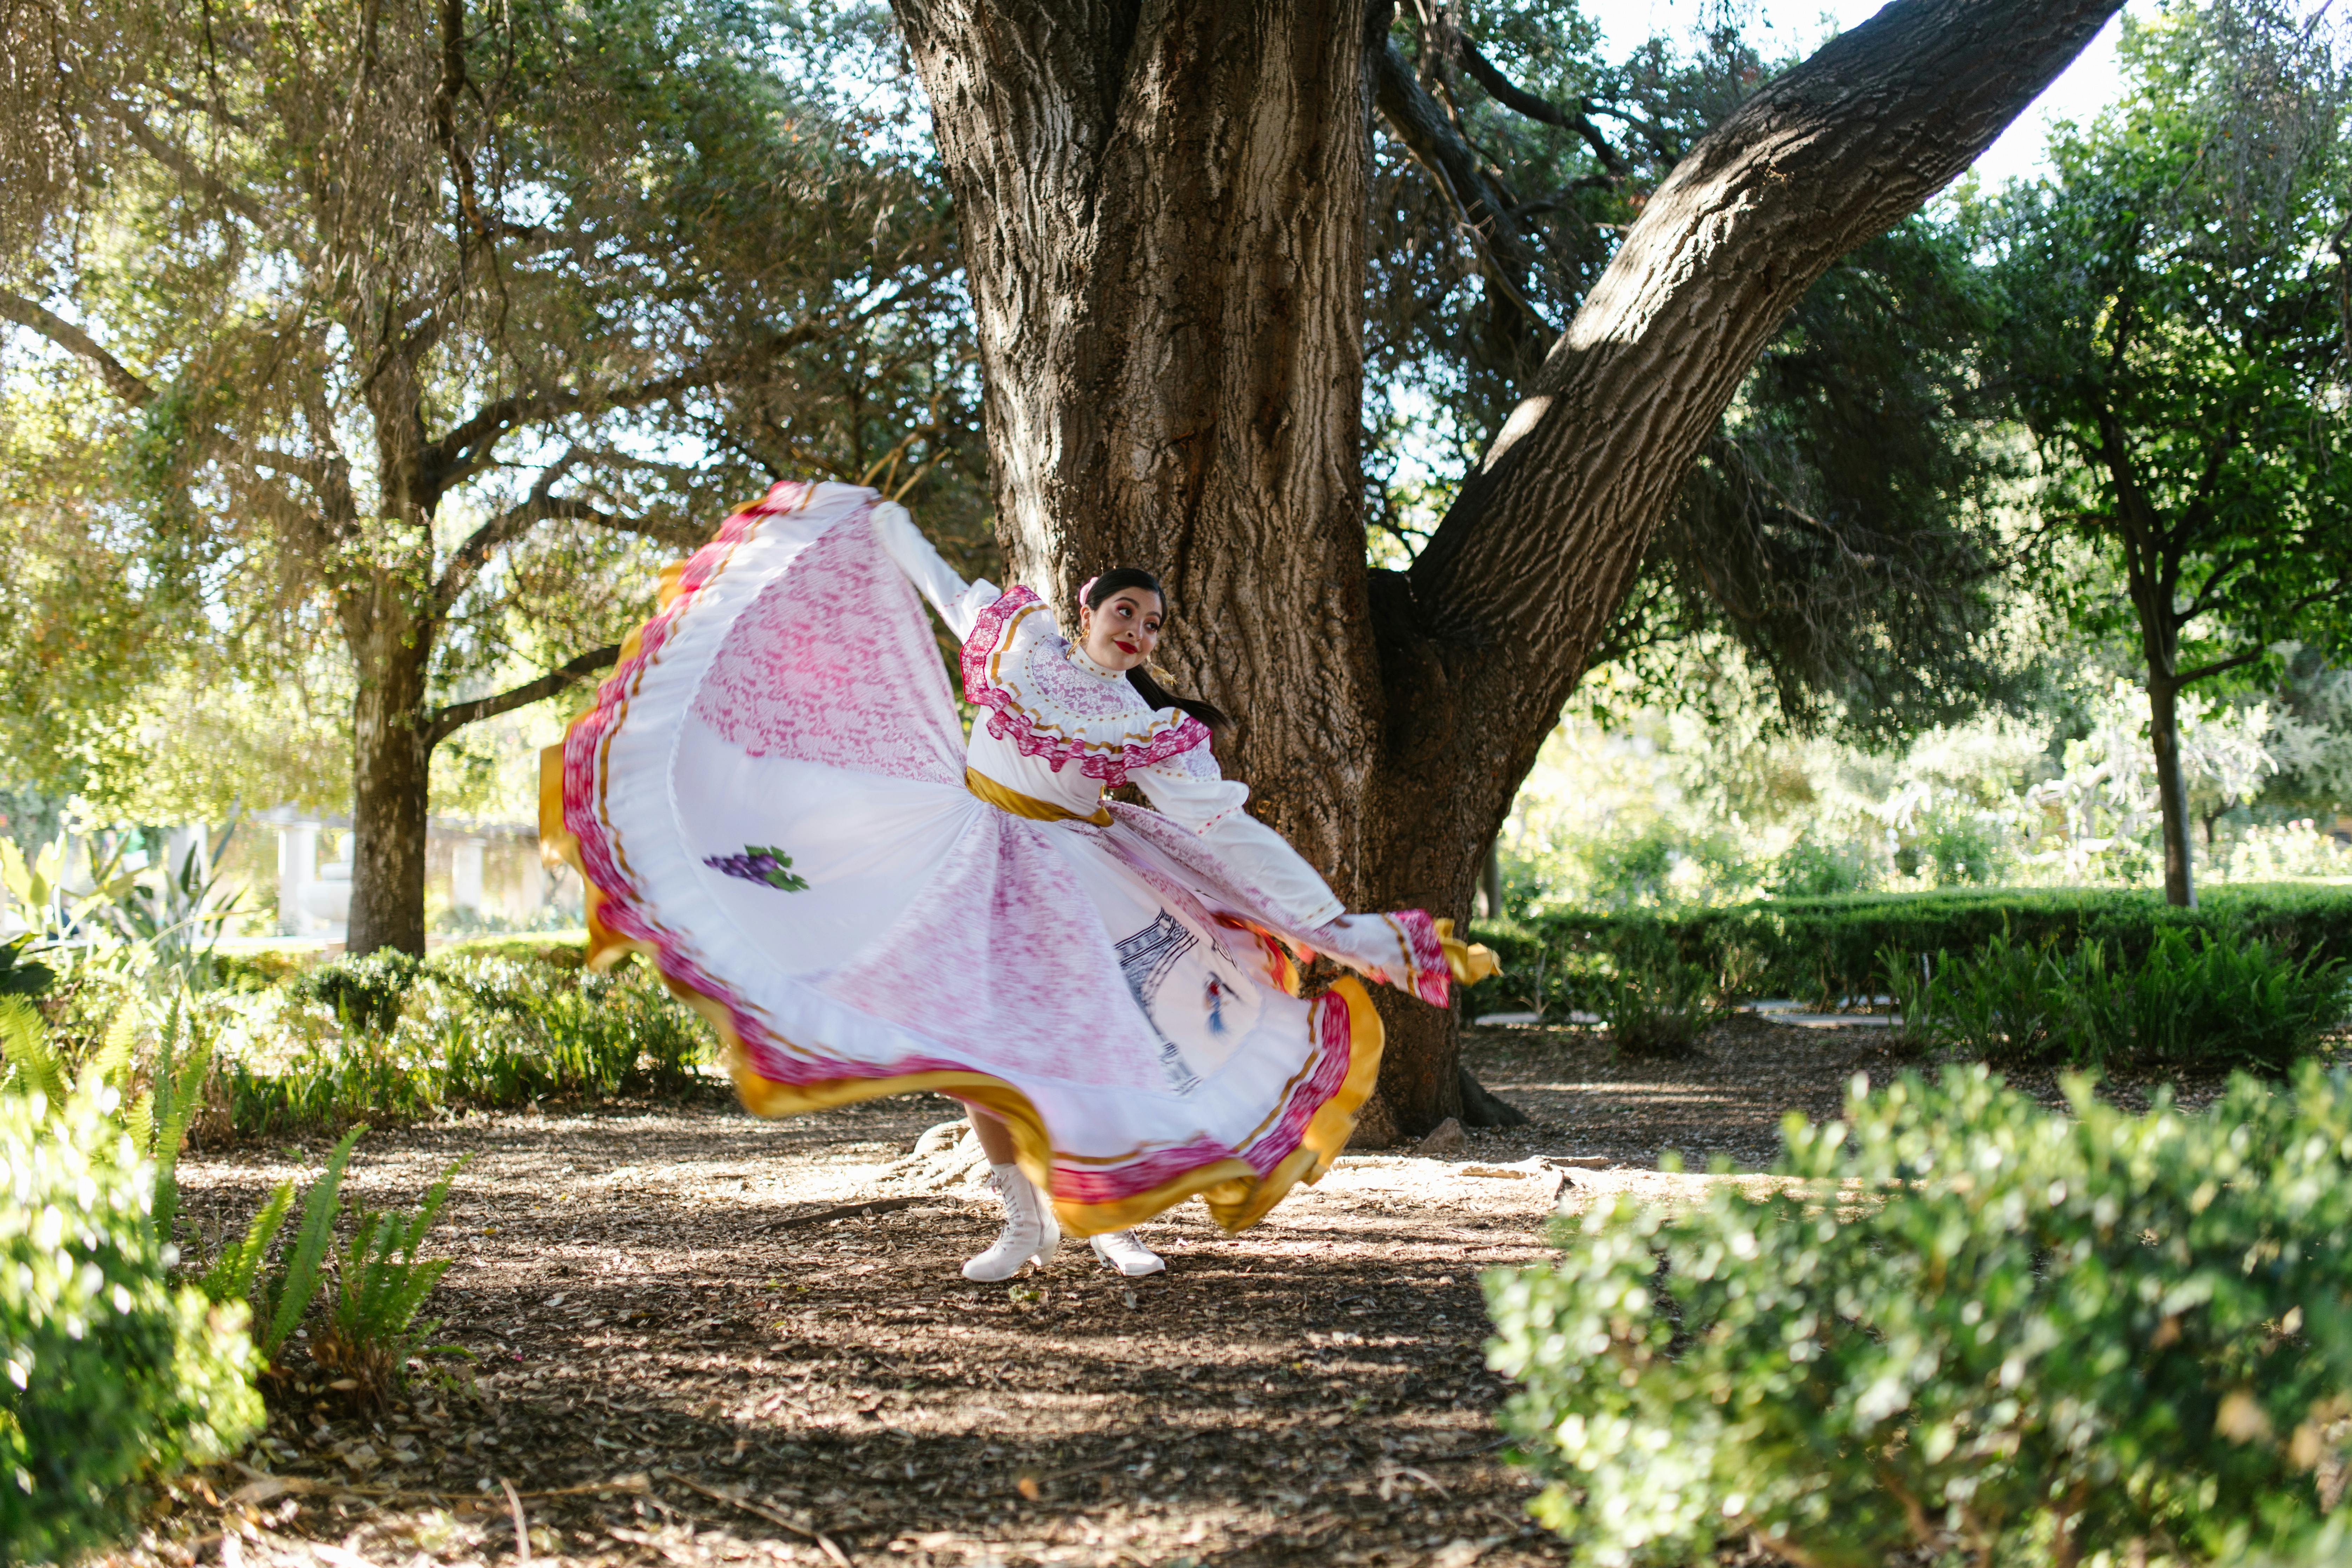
965,766,1114,827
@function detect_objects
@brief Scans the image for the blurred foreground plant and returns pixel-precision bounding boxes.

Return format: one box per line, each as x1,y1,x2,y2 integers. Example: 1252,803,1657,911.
0,1072,262,1562
1486,1064,2352,1567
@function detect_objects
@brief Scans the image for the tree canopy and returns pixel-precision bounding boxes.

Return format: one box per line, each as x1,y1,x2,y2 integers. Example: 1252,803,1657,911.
0,0,987,946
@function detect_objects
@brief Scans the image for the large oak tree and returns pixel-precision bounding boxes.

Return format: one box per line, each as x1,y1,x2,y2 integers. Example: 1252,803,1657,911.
889,0,2121,1136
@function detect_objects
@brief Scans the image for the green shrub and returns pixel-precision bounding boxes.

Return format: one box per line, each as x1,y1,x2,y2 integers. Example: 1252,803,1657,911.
293,951,423,1034
1473,881,2352,1012
1485,1064,2352,1568
1889,928,2347,1071
431,957,705,1100
1598,951,1729,1056
226,955,707,1136
0,1089,264,1563
437,933,587,970
213,948,319,990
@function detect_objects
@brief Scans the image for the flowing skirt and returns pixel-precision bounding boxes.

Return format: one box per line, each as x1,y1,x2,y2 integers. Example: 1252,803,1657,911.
543,483,1449,1234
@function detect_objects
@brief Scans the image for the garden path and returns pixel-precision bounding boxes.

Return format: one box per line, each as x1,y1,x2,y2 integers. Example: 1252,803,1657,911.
128,1018,2145,1568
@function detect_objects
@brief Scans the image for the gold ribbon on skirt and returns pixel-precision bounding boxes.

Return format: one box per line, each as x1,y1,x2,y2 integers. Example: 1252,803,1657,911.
965,766,1114,827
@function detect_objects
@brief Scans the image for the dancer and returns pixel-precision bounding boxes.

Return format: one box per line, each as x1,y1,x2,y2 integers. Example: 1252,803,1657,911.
544,482,1493,1282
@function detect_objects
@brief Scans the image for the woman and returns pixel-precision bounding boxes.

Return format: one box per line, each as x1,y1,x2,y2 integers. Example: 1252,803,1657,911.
544,481,1493,1282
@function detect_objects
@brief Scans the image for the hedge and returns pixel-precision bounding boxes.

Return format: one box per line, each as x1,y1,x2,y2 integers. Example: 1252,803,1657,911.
1469,882,2352,1010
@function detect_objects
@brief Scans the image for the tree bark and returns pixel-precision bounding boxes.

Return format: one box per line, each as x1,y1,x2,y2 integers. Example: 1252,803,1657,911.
893,0,2122,1136
2146,676,2197,908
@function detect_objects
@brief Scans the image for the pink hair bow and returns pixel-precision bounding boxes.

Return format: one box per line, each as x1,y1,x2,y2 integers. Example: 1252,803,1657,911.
1078,575,1099,604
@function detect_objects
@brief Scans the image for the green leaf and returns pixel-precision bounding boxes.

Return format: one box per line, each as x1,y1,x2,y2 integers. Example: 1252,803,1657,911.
260,1124,365,1361
200,1180,294,1307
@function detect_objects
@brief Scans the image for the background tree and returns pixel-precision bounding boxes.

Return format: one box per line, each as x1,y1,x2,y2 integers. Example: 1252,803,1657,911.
1975,2,2352,907
0,0,978,952
891,0,2119,1136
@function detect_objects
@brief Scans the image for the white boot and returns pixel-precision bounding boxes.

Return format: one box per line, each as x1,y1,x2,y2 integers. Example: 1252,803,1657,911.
1088,1229,1166,1277
963,1163,1060,1282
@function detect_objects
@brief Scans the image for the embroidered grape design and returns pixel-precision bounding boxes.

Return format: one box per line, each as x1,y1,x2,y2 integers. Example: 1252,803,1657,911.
705,845,811,892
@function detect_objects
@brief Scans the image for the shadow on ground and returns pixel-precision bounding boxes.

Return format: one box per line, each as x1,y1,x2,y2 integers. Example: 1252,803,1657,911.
127,1018,2056,1568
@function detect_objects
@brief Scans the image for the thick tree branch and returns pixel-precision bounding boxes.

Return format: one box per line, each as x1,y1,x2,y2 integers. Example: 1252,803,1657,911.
431,448,586,609
1449,32,1628,178
0,290,157,406
422,371,698,501
420,318,835,503
2178,578,2352,686
423,643,622,746
1372,38,1549,342
2172,647,2271,688
1401,0,2122,838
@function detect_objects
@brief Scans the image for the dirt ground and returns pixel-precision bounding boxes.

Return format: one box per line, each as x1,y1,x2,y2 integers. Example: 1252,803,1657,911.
122,1018,2231,1568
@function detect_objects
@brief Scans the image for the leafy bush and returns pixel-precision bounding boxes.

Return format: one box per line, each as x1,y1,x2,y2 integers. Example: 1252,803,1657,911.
0,1087,264,1563
1598,952,1728,1056
431,957,705,1099
1889,927,2347,1071
1472,881,2352,1012
1486,1064,2352,1568
1763,829,1874,899
293,950,423,1034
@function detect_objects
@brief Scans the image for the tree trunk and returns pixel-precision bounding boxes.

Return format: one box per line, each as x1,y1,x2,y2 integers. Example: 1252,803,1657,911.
893,0,2122,1136
2146,676,2197,908
346,603,434,955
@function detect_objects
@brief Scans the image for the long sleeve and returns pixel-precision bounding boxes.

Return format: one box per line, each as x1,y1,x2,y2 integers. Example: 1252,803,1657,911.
871,500,998,642
1132,743,1347,931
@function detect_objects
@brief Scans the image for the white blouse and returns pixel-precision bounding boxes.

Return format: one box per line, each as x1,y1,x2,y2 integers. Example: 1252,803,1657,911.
874,503,1346,931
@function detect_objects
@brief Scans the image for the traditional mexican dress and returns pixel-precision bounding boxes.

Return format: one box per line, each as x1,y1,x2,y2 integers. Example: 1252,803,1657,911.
543,481,1492,1235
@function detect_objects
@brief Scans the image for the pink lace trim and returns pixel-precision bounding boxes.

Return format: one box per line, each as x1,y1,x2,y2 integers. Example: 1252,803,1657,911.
959,585,1210,787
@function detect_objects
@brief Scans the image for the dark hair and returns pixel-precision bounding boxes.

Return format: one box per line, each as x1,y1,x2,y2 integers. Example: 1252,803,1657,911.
1083,568,1233,734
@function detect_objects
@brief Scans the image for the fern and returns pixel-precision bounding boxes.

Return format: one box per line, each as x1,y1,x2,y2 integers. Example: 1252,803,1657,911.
146,995,212,1245
254,1125,365,1362
0,995,64,1101
316,1153,471,1401
74,998,140,1100
199,1180,295,1307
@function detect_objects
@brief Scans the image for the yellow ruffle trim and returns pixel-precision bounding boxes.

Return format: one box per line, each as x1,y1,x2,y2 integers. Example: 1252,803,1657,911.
1432,917,1502,985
